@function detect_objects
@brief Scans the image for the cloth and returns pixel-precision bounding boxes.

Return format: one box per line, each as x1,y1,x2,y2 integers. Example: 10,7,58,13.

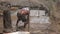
17,13,27,22
3,10,12,29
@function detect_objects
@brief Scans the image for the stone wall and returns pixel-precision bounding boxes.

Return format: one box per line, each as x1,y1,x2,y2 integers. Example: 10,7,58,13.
48,0,60,34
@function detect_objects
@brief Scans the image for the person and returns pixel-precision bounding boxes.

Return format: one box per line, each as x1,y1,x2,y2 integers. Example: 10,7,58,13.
3,10,12,32
16,7,29,29
2,2,12,32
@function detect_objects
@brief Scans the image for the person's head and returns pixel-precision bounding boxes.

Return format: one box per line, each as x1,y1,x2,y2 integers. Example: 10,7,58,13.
22,7,29,11
0,1,11,9
20,7,29,15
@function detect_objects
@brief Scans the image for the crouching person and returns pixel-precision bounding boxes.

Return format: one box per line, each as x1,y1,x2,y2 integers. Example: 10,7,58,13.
16,7,29,30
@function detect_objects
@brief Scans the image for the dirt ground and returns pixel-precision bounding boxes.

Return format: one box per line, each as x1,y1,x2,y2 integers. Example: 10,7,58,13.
11,14,51,34
0,12,51,34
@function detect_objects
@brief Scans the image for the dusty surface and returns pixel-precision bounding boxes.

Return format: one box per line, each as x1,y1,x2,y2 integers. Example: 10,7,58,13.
0,16,3,33
11,16,50,34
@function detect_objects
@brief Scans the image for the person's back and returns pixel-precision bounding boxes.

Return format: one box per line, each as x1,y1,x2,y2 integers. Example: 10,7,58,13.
17,9,29,21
